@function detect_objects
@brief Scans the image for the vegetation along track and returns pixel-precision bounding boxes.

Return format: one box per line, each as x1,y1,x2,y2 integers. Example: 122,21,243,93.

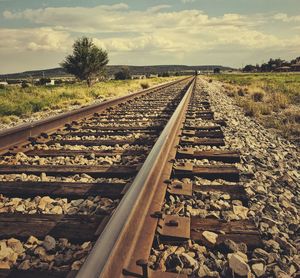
0,77,193,277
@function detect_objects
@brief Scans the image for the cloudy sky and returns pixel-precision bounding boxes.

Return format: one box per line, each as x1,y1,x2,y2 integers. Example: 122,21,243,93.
0,0,299,73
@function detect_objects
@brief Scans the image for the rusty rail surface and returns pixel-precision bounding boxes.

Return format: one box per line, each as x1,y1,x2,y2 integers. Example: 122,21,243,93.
77,78,196,278
0,77,191,152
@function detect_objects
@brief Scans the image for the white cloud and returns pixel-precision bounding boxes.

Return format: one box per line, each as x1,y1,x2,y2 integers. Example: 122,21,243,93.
0,27,72,52
2,5,255,34
2,4,297,53
273,13,300,22
1,3,300,70
94,34,184,53
147,5,171,13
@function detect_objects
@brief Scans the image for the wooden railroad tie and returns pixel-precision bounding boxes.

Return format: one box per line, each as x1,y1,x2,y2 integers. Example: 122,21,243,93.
0,165,139,177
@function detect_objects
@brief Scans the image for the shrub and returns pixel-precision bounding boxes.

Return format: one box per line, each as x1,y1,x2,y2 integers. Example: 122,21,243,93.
114,67,131,80
29,99,48,112
0,101,16,116
273,93,289,109
21,81,30,88
244,103,258,117
140,82,149,89
54,80,63,85
0,115,19,124
259,104,272,115
238,88,245,96
238,99,259,117
251,91,264,102
0,116,12,124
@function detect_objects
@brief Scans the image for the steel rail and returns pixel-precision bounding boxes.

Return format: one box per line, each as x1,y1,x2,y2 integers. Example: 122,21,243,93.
77,77,195,278
0,77,191,152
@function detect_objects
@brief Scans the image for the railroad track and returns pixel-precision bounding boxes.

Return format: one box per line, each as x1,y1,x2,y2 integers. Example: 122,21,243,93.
0,76,293,278
76,77,268,278
0,77,193,277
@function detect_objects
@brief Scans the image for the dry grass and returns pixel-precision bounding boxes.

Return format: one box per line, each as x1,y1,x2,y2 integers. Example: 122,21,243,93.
213,73,300,143
0,77,179,124
284,108,300,123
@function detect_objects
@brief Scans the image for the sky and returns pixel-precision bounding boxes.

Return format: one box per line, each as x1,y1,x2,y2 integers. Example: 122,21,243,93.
0,0,300,73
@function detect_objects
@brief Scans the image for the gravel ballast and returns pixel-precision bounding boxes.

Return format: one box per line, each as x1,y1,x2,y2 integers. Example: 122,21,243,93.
150,78,299,277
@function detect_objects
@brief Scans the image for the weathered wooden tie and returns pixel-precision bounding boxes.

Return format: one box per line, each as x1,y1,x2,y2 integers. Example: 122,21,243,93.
180,137,225,146
0,214,107,242
0,165,138,177
41,138,155,146
0,181,128,198
21,149,148,157
173,163,240,181
176,149,240,163
157,216,262,250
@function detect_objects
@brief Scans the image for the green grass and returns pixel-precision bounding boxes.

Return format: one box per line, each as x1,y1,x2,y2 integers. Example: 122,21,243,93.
212,73,300,142
213,73,300,104
0,77,179,122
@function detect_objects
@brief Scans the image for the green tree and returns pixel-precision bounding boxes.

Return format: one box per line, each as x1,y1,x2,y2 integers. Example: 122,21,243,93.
61,37,109,86
243,64,256,72
161,71,170,77
261,63,269,72
213,68,221,74
37,78,51,86
291,56,300,64
114,66,131,80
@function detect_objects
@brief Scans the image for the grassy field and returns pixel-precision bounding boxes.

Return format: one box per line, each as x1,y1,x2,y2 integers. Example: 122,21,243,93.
0,77,179,125
211,73,300,142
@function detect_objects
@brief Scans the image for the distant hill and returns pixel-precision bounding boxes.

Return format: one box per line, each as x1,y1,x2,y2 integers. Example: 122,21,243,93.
0,65,233,79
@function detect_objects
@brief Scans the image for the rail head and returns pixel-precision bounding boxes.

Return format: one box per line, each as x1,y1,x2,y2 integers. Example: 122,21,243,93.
0,77,192,152
76,77,195,278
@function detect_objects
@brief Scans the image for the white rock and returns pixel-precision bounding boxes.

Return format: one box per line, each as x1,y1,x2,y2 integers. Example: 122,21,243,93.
25,235,40,246
38,196,54,210
43,235,56,251
0,241,14,260
228,253,250,276
202,231,218,245
72,260,82,270
252,263,266,277
15,204,25,212
81,241,92,250
7,238,24,254
180,253,198,269
40,172,48,182
51,206,63,214
233,205,249,219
